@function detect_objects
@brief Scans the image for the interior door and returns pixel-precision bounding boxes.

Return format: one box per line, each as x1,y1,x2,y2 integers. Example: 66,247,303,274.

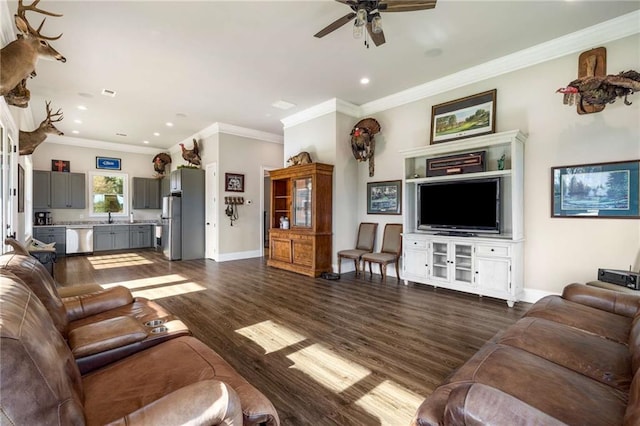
205,162,218,260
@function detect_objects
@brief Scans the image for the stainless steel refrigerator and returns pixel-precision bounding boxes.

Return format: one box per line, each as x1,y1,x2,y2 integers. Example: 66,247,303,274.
162,195,182,260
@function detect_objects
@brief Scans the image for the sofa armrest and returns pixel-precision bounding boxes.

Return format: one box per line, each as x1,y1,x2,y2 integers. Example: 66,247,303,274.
63,286,134,321
105,380,243,426
562,283,640,318
68,316,148,358
444,383,567,425
58,283,104,298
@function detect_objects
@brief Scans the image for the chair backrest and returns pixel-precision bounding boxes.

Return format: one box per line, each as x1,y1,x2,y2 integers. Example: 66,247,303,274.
380,224,403,255
355,222,378,251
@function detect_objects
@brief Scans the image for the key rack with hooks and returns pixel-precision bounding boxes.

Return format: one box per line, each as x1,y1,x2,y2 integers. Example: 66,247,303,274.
224,197,244,226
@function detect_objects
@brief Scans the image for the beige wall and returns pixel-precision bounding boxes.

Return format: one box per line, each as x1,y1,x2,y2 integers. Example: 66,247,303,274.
218,133,282,257
360,34,640,295
31,142,165,222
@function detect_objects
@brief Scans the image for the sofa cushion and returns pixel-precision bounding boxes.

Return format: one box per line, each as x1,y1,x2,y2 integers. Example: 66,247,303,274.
66,296,173,331
441,343,627,425
0,273,85,425
82,336,279,426
524,295,631,345
497,317,631,391
68,316,148,358
0,253,69,337
63,286,134,321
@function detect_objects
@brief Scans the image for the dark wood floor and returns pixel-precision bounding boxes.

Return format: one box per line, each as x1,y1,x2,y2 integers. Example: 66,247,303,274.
57,250,530,426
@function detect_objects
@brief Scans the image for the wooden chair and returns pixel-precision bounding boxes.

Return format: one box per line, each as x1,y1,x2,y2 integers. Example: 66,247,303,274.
337,222,378,276
361,223,403,282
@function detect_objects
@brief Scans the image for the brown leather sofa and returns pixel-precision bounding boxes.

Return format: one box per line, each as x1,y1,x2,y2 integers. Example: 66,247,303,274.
0,267,280,425
412,283,640,425
0,252,191,373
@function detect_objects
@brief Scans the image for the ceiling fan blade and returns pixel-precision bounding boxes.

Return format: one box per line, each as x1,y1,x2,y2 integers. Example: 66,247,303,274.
314,12,357,38
380,1,437,12
366,23,386,47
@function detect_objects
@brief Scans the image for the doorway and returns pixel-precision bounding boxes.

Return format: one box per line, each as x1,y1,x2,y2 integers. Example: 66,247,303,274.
260,166,276,258
205,162,218,260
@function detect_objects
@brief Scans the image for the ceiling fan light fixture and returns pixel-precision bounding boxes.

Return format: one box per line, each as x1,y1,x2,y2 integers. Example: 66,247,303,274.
355,7,367,27
371,14,383,34
353,23,364,39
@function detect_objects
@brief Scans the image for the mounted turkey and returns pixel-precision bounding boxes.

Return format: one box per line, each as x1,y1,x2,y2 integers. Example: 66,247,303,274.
152,152,172,177
315,0,437,47
351,117,380,177
557,70,640,107
179,139,201,167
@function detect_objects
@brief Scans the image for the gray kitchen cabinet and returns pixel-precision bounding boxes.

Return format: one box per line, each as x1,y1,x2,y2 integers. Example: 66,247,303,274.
93,225,130,251
132,178,161,209
33,170,51,209
169,169,182,192
50,172,86,209
33,226,66,256
130,224,153,248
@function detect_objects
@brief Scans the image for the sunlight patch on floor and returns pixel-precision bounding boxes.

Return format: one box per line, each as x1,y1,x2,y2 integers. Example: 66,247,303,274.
287,343,371,393
88,253,153,269
354,379,424,426
131,282,206,300
102,274,187,290
235,320,306,354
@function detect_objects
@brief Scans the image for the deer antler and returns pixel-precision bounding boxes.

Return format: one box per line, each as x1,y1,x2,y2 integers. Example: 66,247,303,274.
45,100,63,123
16,0,63,41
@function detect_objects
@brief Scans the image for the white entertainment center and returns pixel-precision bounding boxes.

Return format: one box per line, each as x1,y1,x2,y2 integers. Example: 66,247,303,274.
400,130,526,307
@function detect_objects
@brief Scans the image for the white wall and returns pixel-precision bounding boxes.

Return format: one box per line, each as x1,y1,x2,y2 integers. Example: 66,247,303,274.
31,142,165,222
360,34,640,294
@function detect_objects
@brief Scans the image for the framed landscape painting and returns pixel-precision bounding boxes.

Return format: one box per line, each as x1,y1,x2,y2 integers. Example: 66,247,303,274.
430,89,497,144
551,160,639,218
367,180,402,215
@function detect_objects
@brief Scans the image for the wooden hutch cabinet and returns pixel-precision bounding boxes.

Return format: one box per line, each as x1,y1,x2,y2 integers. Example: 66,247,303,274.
267,163,333,277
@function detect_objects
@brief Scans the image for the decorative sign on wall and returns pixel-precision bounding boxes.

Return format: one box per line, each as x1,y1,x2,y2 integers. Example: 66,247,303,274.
51,159,70,172
96,157,121,170
225,173,244,192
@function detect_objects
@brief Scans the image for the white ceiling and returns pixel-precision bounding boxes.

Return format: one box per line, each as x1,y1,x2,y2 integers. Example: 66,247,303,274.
5,0,640,150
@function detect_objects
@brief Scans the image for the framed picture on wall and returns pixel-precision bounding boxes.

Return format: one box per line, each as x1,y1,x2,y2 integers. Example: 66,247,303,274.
430,89,497,145
367,180,402,215
551,160,639,218
225,173,244,192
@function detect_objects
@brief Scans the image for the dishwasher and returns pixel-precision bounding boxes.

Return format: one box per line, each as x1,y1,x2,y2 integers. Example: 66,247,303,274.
66,226,94,254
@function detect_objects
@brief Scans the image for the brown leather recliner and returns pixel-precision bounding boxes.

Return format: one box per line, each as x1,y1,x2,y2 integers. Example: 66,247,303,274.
0,253,190,373
0,271,280,426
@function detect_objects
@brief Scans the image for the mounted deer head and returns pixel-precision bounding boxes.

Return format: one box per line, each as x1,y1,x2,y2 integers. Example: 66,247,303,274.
18,100,63,155
0,0,66,106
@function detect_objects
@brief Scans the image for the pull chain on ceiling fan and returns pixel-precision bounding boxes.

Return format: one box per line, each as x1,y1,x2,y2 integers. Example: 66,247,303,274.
314,0,437,48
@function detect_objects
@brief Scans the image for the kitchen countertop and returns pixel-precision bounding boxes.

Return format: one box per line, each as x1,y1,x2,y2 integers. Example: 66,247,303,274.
34,221,158,228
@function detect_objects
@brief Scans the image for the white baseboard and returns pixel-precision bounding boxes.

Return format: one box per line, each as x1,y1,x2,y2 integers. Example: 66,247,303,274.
521,288,559,304
217,250,262,262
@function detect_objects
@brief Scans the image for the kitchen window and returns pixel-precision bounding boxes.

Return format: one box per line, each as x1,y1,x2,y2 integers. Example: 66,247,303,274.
89,171,129,217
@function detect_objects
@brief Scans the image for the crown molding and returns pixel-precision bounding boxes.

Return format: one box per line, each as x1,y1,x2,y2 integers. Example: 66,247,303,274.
360,10,640,115
168,121,284,153
45,135,160,155
281,98,361,129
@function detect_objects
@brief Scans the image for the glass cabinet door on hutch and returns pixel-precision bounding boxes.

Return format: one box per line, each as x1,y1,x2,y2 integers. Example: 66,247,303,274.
293,177,312,228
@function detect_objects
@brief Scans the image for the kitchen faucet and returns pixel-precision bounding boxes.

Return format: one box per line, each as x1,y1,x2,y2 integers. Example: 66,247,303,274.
108,211,113,224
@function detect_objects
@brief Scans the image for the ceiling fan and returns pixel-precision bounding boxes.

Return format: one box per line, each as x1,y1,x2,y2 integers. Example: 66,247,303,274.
314,0,437,47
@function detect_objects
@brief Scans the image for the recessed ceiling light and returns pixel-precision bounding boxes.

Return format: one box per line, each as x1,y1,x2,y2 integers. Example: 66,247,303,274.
72,130,80,134
143,140,149,144
153,132,160,136
74,119,82,124
360,77,370,85
271,100,296,110
77,105,87,111
101,88,116,97
165,122,174,127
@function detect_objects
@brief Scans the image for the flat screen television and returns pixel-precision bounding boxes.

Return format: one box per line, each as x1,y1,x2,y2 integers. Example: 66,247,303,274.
417,177,500,235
